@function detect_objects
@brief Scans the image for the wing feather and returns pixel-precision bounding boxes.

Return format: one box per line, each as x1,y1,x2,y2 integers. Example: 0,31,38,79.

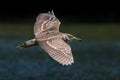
34,12,60,36
39,38,74,65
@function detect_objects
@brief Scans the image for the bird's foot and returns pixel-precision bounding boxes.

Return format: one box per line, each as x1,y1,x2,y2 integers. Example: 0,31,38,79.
63,33,82,42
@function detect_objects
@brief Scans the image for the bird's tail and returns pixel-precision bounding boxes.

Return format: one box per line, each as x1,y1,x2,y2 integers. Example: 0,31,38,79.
16,39,38,49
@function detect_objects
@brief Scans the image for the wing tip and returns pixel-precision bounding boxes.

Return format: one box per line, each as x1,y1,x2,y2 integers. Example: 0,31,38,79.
61,59,74,66
62,62,74,66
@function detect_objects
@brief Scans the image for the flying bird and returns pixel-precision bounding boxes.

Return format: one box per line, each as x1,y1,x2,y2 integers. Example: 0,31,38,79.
17,10,81,66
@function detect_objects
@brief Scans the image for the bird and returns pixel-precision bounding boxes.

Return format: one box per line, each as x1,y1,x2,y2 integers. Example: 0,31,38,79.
17,10,81,66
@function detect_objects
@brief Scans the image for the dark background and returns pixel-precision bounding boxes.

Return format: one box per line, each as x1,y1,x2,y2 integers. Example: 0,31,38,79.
0,0,120,22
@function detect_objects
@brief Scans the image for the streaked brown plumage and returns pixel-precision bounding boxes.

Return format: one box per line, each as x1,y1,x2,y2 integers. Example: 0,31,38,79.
17,10,81,66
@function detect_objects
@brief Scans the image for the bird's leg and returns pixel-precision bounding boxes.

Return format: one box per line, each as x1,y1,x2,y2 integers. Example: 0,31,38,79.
62,33,82,42
16,39,38,49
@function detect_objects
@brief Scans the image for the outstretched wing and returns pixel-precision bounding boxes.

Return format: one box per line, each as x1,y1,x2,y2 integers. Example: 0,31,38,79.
39,38,74,65
34,11,60,36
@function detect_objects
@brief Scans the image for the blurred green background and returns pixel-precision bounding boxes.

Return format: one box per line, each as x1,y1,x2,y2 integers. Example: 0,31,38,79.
0,21,120,41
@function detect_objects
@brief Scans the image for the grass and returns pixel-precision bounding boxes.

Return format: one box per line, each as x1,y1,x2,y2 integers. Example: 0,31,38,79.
0,21,120,80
